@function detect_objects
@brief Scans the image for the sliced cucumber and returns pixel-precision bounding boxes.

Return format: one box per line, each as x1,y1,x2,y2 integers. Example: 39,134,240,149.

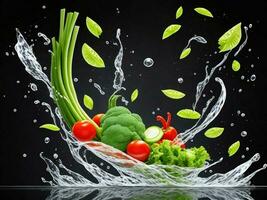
143,126,164,143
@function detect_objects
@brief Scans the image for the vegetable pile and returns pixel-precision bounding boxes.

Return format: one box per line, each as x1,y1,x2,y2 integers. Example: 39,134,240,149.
47,9,211,170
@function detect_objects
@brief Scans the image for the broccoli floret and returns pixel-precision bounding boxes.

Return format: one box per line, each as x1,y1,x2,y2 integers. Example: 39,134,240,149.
100,106,146,151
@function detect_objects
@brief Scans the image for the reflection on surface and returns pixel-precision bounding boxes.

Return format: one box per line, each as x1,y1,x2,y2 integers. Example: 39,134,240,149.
45,186,255,200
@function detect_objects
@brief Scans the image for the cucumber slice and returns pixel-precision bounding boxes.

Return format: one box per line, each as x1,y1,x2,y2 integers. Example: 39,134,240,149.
144,126,164,143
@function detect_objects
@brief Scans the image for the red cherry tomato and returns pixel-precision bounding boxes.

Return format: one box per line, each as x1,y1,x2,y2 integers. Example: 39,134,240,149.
72,120,96,142
92,113,104,126
162,127,178,141
126,140,150,162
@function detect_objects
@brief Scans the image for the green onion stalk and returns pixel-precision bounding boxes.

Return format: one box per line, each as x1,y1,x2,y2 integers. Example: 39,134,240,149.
50,9,101,137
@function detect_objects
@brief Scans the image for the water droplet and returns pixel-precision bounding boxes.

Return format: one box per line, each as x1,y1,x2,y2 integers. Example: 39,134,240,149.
42,5,46,9
238,89,242,93
34,25,38,29
248,48,252,52
105,41,109,45
143,58,154,67
5,52,9,56
130,63,133,67
206,61,210,64
30,83,38,91
177,77,183,83
28,90,31,94
13,108,17,112
44,137,50,144
53,153,58,159
152,111,155,115
43,66,47,71
241,155,245,159
218,67,222,71
249,24,253,28
130,50,135,54
34,100,40,104
209,170,213,173
214,51,217,54
89,78,93,83
156,107,160,111
190,139,194,142
33,119,37,123
241,75,245,80
230,123,235,127
193,72,197,76
45,109,49,112
107,166,110,170
241,131,247,137
241,113,246,117
251,64,254,68
11,51,15,56
16,80,20,84
116,8,120,14
246,147,250,151
73,78,78,82
237,110,241,115
203,94,206,97
22,153,27,158
3,94,6,98
250,74,256,81
23,95,27,98
100,162,104,166
210,90,213,93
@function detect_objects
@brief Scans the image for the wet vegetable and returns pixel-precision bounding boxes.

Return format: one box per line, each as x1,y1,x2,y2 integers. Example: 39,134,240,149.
177,109,201,119
40,124,60,131
72,120,97,142
131,89,139,102
232,60,241,72
157,112,178,141
176,6,183,19
228,141,240,157
92,113,104,126
143,126,164,143
161,89,185,99
204,127,224,138
162,24,181,40
83,95,94,110
180,48,191,59
194,7,213,18
82,43,105,68
100,106,146,151
147,140,210,167
86,17,103,38
127,140,151,162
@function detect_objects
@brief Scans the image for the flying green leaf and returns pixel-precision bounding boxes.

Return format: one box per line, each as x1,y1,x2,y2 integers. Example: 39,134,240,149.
83,95,94,110
82,43,105,68
86,17,103,38
204,127,224,138
176,6,183,19
228,141,240,157
161,89,185,99
194,7,213,18
232,60,241,72
40,124,60,131
162,24,181,40
180,48,191,59
131,89,139,102
218,23,242,53
177,109,201,119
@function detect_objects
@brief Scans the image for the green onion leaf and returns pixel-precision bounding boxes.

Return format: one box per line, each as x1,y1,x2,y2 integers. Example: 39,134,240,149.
180,48,191,59
161,89,185,99
82,43,105,68
204,127,224,138
176,6,183,19
194,7,213,18
131,89,139,102
162,24,181,40
83,95,94,110
40,124,60,131
232,60,241,72
228,141,240,157
177,109,201,119
218,23,242,53
86,17,103,38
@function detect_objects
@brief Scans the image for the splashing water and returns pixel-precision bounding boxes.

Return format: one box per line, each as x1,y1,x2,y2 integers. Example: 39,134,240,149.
93,82,105,95
183,35,207,51
14,29,266,187
37,32,51,45
234,26,249,57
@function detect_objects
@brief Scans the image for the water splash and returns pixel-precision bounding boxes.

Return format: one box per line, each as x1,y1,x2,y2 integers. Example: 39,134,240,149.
93,82,105,95
37,32,51,45
183,35,207,50
234,26,249,57
15,29,266,187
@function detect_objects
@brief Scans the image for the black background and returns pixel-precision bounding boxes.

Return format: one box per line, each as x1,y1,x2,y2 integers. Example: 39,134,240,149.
1,0,267,188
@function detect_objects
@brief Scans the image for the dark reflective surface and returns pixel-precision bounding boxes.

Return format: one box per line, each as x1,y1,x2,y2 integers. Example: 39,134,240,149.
0,186,267,200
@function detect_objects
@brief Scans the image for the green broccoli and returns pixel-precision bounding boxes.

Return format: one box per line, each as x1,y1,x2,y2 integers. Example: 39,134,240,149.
100,106,146,151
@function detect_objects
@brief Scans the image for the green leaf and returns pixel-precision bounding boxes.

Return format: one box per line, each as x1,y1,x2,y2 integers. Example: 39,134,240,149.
194,7,213,18
131,89,139,102
218,23,242,53
162,24,181,40
228,141,240,157
86,17,103,38
176,6,183,19
204,127,224,138
177,109,201,119
180,48,191,59
40,124,60,131
232,60,241,72
83,95,94,110
82,43,105,68
161,89,185,99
